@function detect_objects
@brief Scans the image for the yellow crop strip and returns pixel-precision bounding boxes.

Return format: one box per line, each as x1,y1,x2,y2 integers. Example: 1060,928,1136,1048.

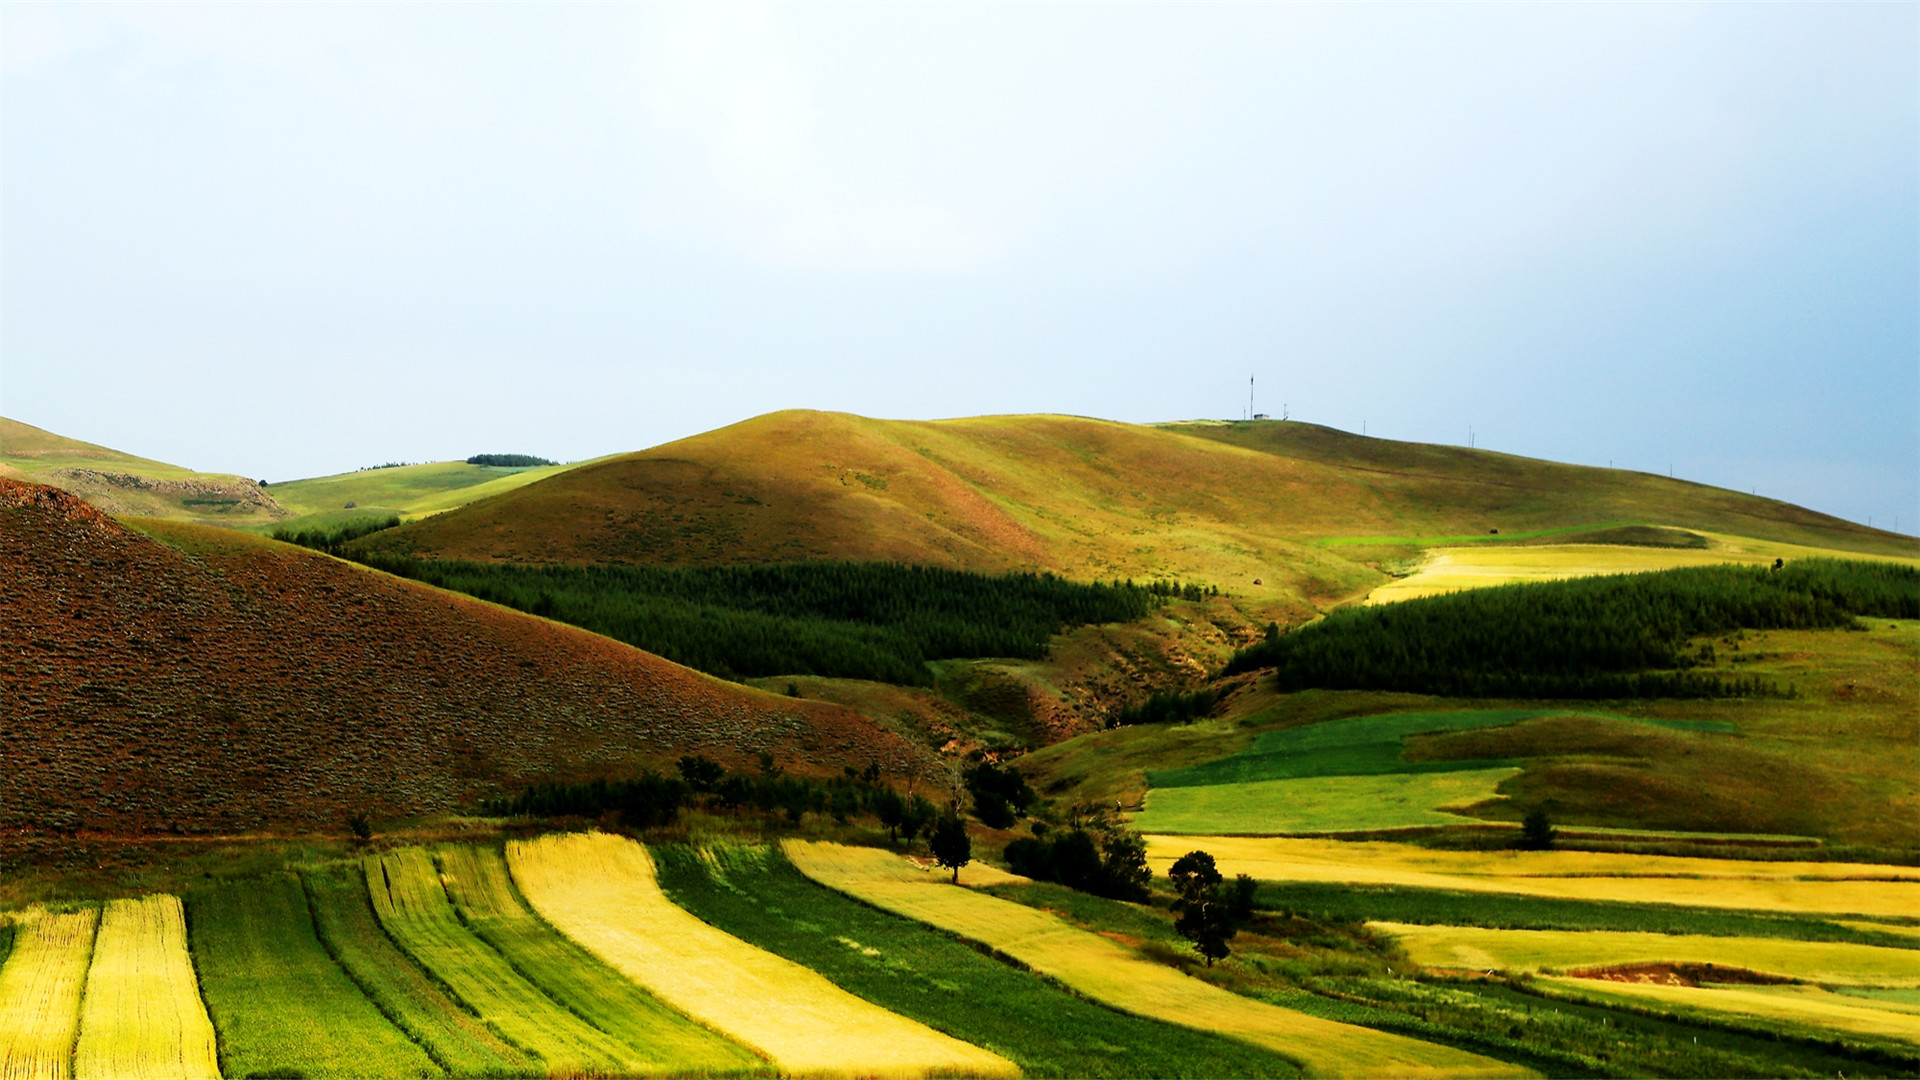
1374,923,1920,986
506,831,1017,1079
782,840,1528,1080
1149,835,1920,919
72,896,219,1080
0,906,98,1080
1536,977,1920,1045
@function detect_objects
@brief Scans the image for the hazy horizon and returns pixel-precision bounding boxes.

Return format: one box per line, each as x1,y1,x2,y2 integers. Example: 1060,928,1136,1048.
3,3,1914,530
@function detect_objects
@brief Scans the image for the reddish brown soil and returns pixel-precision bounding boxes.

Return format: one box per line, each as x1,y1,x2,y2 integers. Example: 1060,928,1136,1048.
1568,962,1798,987
1,480,939,836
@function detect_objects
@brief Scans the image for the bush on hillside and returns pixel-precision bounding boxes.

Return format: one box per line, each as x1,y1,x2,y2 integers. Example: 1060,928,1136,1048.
1224,558,1918,699
1107,686,1226,728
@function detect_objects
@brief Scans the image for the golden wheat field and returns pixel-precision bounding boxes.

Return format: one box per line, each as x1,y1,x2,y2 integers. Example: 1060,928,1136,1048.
505,831,1017,1079
0,906,98,1080
1536,977,1920,1045
1374,923,1920,986
781,840,1528,1080
71,896,219,1080
1147,836,1920,918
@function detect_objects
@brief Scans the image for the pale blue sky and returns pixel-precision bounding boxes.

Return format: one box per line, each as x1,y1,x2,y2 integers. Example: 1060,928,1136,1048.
3,3,1914,529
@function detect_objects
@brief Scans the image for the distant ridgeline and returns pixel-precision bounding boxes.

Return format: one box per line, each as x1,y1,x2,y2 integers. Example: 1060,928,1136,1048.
356,556,1171,685
1227,559,1919,699
466,453,556,467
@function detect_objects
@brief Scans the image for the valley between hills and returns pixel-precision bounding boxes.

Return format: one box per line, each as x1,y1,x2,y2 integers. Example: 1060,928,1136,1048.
3,409,1917,1080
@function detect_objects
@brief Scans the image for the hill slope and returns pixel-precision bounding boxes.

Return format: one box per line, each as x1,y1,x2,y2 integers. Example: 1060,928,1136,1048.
0,479,933,836
0,417,286,527
261,456,607,532
352,411,1914,611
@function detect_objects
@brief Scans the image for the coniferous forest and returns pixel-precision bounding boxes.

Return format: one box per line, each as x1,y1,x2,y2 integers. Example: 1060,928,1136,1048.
1226,559,1919,699
358,555,1163,684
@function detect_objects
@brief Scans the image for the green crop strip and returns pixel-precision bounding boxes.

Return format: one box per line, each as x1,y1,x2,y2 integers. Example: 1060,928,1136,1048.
187,873,439,1079
302,865,539,1078
651,842,1302,1078
1249,883,1918,948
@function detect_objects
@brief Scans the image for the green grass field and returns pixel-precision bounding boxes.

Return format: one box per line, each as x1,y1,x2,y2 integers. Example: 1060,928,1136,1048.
186,874,439,1079
302,865,538,1078
1248,883,1920,948
1132,767,1521,835
433,844,766,1077
263,458,598,526
651,841,1303,1079
1148,710,1736,789
364,848,651,1077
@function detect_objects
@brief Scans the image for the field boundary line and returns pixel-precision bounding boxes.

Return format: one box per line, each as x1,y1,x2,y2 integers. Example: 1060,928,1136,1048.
298,867,458,1074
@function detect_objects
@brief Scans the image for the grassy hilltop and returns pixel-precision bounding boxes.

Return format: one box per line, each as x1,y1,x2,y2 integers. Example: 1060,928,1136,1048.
350,411,1915,613
0,416,287,527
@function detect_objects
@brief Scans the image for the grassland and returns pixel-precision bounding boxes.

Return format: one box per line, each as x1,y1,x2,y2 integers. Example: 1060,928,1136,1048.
187,873,437,1079
302,865,538,1078
1132,768,1522,835
651,841,1303,1078
1143,836,1920,919
0,906,96,1080
71,896,218,1080
784,840,1526,1079
505,831,1015,1078
432,844,765,1076
262,457,603,531
366,847,653,1077
1376,923,1920,986
351,412,1916,619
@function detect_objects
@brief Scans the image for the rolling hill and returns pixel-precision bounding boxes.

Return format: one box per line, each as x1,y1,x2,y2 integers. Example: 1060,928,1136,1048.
0,417,287,527
260,456,607,532
0,478,937,837
350,411,1915,613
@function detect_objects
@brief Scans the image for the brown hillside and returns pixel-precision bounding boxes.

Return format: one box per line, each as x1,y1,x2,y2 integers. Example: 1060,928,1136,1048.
0,479,936,836
353,411,1915,607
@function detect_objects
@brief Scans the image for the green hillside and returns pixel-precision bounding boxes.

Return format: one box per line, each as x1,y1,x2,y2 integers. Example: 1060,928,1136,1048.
262,456,606,531
349,411,1916,618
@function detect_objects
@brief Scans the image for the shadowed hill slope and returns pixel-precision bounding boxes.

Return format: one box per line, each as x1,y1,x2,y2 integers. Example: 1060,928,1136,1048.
0,416,287,527
352,411,1914,609
0,479,934,836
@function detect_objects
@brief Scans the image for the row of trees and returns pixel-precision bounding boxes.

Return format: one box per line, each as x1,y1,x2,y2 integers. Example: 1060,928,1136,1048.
1225,558,1918,699
358,557,1166,685
466,454,556,467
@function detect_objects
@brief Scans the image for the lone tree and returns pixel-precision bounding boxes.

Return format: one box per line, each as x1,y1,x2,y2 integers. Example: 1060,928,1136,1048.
929,812,972,884
1521,808,1556,851
1168,850,1238,967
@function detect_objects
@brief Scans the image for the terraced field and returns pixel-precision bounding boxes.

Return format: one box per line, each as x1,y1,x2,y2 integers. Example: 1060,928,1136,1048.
0,906,96,1080
188,874,437,1079
431,845,765,1076
782,840,1527,1080
72,896,219,1080
652,842,1302,1078
366,847,665,1077
302,866,537,1078
506,831,1016,1078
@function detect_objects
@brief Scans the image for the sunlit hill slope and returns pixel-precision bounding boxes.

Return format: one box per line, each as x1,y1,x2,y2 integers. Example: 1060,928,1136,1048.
352,410,1914,611
0,479,935,836
0,416,286,527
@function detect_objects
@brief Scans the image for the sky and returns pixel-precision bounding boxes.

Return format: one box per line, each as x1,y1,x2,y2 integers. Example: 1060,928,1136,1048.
3,2,1915,530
